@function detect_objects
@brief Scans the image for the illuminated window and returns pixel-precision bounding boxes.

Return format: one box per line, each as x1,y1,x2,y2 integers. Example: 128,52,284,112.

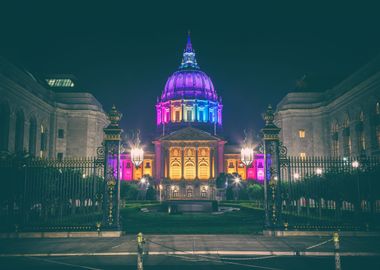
300,152,306,158
376,102,380,115
175,111,180,122
298,129,305,138
46,78,75,87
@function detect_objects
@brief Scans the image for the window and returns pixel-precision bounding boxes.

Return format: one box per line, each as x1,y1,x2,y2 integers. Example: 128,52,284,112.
57,153,63,160
175,111,180,122
58,129,64,139
300,152,306,159
377,126,380,148
358,112,365,152
145,162,151,168
343,115,351,156
376,102,380,115
331,121,339,156
187,110,192,122
199,111,204,122
298,129,305,138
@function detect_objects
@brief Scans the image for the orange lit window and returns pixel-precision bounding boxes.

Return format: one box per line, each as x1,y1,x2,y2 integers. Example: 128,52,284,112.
298,129,305,138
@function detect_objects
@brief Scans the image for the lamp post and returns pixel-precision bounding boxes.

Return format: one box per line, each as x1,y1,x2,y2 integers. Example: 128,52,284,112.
241,147,254,167
131,147,144,168
352,160,361,222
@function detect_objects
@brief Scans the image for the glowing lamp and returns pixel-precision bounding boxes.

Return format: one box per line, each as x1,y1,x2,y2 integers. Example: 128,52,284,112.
241,147,254,166
316,168,323,175
140,177,146,184
131,147,144,168
294,173,300,180
352,161,359,168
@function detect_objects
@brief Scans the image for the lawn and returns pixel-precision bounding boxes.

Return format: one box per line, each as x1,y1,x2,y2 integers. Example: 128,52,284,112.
120,202,265,234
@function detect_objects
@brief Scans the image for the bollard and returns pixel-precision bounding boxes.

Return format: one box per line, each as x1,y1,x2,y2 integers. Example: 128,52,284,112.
137,232,145,270
333,232,341,270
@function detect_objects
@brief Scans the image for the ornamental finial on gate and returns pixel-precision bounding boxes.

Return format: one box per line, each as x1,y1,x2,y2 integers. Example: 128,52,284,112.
263,104,275,126
107,105,122,128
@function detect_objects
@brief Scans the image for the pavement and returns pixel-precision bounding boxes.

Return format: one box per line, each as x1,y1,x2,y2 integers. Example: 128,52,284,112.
1,235,380,269
0,234,379,256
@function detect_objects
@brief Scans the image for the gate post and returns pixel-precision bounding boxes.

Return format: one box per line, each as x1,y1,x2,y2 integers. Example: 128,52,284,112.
103,105,123,230
261,105,282,229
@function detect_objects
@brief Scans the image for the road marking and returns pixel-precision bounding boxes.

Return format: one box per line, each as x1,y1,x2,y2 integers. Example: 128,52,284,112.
27,256,104,270
1,251,380,257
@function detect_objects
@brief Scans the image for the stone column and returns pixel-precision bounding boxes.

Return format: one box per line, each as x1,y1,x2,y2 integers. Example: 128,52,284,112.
217,141,225,175
195,146,199,179
103,105,122,230
154,141,162,179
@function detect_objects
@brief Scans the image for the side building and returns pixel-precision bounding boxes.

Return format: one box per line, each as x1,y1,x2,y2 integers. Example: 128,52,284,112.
275,56,380,157
0,57,108,158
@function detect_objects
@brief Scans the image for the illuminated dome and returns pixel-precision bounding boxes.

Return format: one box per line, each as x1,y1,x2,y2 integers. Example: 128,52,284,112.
156,33,223,134
161,71,217,102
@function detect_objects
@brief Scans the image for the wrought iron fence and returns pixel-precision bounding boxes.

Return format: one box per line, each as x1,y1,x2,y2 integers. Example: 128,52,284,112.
0,156,104,232
279,156,380,230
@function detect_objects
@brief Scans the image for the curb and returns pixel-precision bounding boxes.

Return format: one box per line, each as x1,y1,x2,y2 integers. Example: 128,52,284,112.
263,230,380,237
0,231,122,238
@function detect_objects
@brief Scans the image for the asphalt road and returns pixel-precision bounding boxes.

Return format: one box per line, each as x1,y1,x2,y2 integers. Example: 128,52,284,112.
1,235,380,269
1,255,380,270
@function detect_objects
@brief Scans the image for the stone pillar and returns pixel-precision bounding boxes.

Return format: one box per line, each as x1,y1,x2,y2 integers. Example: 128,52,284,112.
195,146,199,179
154,141,162,179
103,105,122,230
261,105,282,229
217,141,225,175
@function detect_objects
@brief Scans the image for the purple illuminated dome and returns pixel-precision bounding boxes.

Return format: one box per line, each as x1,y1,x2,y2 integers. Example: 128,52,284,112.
161,34,218,102
161,70,217,101
156,33,223,134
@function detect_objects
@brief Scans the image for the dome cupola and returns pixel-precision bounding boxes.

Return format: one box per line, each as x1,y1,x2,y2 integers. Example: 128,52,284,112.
156,33,223,135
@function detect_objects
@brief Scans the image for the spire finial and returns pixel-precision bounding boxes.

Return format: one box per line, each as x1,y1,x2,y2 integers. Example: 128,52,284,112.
179,31,199,69
186,30,193,52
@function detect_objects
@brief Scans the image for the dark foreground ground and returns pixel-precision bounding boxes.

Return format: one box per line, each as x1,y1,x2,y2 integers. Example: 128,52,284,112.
0,235,379,269
1,255,380,270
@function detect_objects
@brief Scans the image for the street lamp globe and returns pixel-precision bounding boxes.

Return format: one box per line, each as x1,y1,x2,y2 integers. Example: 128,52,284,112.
316,168,323,175
294,173,300,180
241,147,254,166
140,177,146,184
131,147,144,167
352,160,359,168
234,177,241,184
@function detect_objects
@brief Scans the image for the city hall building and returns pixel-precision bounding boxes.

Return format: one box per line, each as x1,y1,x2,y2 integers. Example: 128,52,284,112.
275,56,380,158
0,57,108,159
2,35,379,200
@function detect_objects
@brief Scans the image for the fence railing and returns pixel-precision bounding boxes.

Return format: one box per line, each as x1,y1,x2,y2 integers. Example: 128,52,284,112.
278,156,380,230
0,157,105,232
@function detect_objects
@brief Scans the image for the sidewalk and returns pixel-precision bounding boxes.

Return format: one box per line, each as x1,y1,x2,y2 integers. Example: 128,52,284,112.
0,235,379,257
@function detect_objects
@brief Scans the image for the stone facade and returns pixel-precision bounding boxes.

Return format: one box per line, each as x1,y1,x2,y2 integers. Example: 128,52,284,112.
275,56,380,157
0,57,108,158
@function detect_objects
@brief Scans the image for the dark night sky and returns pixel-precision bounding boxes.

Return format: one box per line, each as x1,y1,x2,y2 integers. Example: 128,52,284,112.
1,1,380,144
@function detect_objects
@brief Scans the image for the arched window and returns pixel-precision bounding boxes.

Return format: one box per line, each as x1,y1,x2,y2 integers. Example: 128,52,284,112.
331,120,339,156
0,102,10,151
40,124,48,158
358,111,366,152
376,101,380,115
28,117,37,156
15,110,25,153
342,114,351,156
